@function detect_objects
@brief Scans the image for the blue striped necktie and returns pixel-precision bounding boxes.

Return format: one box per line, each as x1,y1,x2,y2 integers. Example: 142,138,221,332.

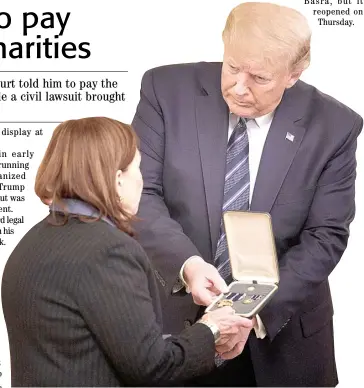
214,117,250,281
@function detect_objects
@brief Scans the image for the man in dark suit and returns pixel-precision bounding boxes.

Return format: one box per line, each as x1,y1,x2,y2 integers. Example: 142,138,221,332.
132,2,362,386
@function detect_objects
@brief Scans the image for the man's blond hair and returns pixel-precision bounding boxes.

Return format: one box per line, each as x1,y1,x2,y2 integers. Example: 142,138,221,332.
222,2,311,71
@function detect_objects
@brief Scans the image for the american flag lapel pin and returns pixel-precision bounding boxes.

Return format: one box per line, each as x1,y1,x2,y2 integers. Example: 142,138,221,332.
286,132,295,142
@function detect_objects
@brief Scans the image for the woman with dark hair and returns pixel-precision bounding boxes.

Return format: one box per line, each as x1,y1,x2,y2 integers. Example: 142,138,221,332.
2,117,253,387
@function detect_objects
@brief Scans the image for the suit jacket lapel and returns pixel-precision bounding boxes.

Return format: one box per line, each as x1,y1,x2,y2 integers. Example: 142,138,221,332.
250,82,309,212
195,63,229,259
250,118,306,212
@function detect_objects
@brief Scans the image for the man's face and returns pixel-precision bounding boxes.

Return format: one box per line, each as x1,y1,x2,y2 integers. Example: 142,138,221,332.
221,46,300,118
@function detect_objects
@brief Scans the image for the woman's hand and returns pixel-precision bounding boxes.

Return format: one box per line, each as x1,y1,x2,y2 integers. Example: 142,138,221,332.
200,307,255,360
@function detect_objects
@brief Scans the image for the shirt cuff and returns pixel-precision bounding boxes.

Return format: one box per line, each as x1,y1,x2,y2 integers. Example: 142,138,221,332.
254,314,267,339
177,255,204,294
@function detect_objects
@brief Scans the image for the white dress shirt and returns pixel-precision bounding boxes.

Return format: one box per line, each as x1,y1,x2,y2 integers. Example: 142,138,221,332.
180,110,275,339
228,112,274,203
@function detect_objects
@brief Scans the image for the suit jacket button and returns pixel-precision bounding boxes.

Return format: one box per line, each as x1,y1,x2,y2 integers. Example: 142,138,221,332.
184,319,192,328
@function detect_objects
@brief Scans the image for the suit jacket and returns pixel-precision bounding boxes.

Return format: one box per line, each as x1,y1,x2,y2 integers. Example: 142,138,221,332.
131,62,363,386
1,214,215,387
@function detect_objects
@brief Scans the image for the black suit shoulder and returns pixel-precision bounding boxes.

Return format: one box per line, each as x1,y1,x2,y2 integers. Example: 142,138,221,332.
28,215,151,271
293,80,362,128
140,62,222,100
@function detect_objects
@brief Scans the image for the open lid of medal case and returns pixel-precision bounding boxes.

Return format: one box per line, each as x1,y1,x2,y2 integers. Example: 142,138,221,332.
223,211,279,285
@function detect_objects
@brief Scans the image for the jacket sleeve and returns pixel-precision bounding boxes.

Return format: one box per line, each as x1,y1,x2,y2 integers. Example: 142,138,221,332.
76,241,215,386
131,68,202,295
260,114,363,341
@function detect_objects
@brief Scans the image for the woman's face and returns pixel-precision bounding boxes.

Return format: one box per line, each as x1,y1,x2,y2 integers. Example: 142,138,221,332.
116,150,143,215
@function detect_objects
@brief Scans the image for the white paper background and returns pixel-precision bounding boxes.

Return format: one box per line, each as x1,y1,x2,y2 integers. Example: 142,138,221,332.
0,1,363,387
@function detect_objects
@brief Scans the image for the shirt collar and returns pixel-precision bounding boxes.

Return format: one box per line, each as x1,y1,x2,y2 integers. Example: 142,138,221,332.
50,198,116,227
230,110,275,128
254,111,275,128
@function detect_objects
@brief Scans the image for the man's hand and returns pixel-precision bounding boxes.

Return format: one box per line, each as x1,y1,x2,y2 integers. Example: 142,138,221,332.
183,257,229,305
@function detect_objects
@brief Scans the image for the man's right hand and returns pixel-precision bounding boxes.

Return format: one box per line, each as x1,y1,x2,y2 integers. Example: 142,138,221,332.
183,257,229,305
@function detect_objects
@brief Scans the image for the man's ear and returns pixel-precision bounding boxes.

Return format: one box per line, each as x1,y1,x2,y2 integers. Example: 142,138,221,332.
286,69,303,89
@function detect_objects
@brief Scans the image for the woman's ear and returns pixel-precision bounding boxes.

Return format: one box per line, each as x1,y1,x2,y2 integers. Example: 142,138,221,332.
115,170,123,191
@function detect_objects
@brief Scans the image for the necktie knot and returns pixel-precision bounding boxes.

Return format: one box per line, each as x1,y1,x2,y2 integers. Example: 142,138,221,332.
228,117,248,147
237,117,247,127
